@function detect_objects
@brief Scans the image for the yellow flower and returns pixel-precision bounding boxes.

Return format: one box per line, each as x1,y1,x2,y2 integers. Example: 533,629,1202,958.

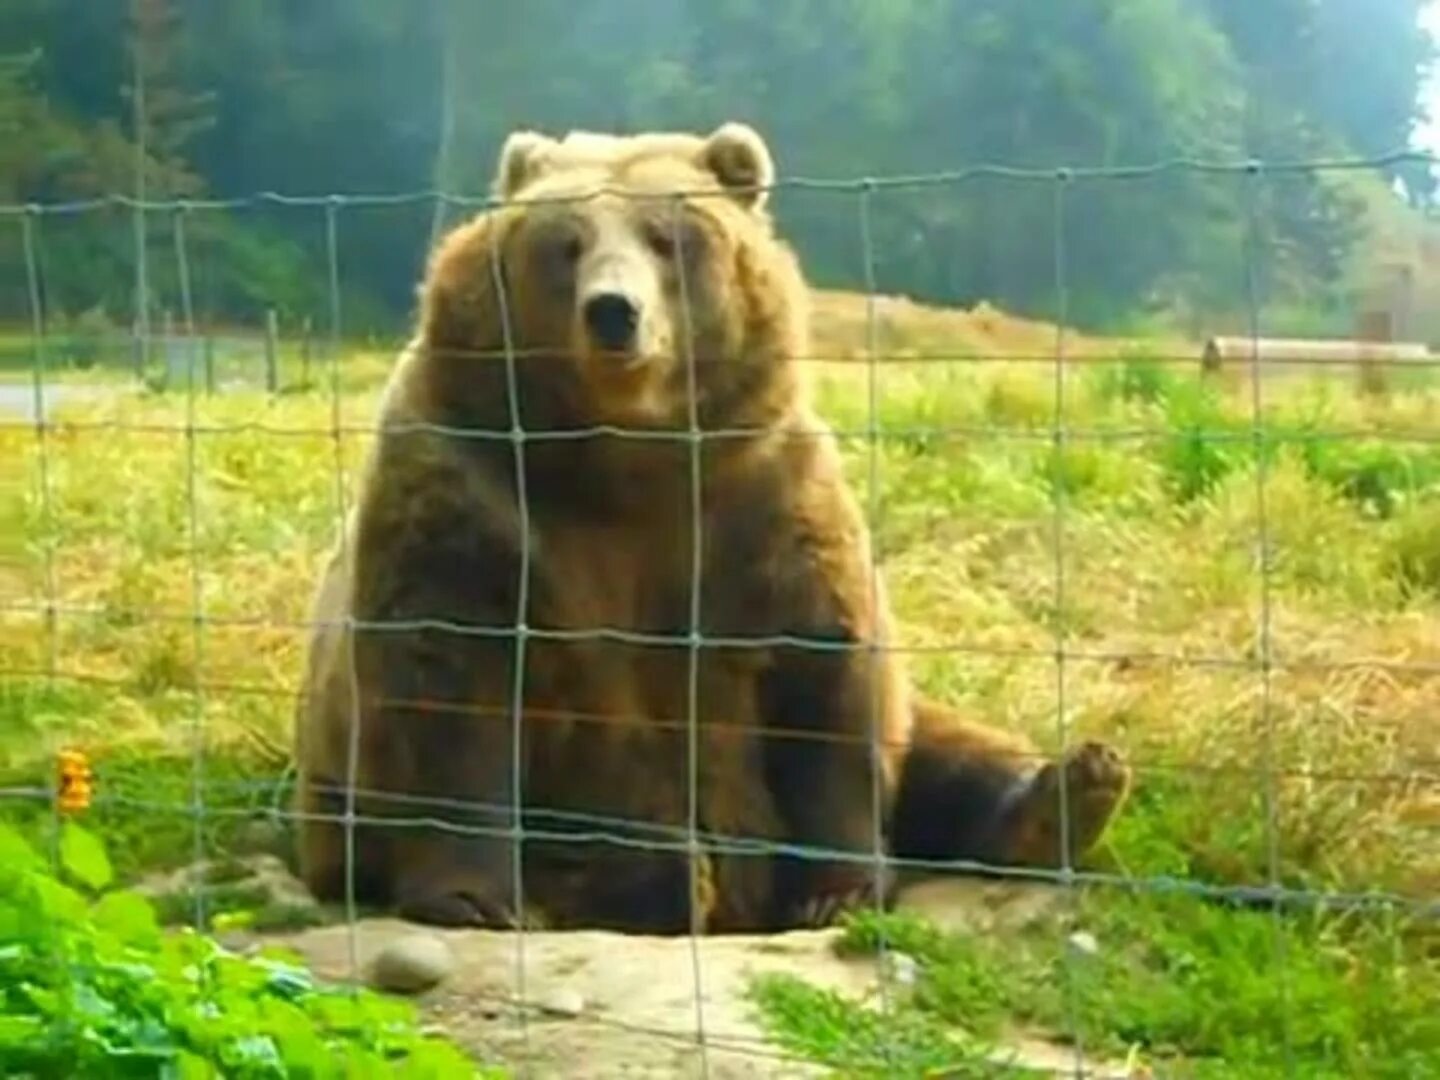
57,749,94,814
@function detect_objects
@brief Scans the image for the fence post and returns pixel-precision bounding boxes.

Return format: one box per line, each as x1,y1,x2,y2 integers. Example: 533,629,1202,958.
131,316,145,383
264,308,279,395
203,334,215,395
300,316,313,389
162,309,175,393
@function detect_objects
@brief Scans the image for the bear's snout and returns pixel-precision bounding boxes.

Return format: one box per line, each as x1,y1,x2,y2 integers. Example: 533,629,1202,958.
582,291,642,354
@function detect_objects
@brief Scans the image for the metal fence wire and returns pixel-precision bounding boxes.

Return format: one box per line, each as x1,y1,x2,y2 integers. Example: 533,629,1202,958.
3,148,1439,1078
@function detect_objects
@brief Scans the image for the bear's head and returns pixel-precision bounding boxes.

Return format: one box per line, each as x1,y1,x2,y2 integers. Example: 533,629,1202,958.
418,123,810,430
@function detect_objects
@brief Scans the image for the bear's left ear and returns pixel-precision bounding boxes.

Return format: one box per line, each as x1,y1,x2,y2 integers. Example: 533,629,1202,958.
493,129,558,202
699,122,775,211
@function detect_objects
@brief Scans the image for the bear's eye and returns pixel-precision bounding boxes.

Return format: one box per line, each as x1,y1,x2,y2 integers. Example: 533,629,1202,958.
559,234,584,263
646,216,708,262
645,224,677,259
530,217,585,271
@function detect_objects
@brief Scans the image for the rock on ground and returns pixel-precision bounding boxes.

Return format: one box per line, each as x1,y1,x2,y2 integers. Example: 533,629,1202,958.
368,931,457,994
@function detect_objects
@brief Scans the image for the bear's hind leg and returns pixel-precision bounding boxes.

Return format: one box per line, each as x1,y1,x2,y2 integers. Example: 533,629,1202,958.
892,698,1130,874
1000,740,1130,868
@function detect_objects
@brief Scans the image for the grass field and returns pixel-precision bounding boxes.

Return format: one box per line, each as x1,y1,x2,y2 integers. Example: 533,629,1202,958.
2,292,1438,1076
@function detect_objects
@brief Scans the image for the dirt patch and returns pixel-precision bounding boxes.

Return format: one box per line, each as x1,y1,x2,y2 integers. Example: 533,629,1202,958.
219,873,1138,1078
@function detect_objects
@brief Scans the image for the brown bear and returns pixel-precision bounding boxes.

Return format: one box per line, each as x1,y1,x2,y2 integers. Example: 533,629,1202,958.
292,121,1130,933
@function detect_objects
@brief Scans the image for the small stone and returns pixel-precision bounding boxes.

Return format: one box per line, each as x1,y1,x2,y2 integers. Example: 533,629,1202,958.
1066,930,1100,957
881,950,919,987
536,987,586,1018
368,933,456,994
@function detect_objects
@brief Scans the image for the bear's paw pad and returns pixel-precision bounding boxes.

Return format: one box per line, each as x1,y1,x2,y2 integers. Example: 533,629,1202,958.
1007,741,1131,867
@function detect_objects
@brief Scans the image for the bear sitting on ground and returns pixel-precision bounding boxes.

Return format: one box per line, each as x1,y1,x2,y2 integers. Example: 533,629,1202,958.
292,121,1130,933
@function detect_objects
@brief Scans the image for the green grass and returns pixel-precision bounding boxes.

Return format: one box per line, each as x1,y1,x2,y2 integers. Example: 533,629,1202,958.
751,900,1439,1079
2,325,1438,1075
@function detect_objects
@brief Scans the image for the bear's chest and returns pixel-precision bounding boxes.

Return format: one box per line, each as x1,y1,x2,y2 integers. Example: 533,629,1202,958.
520,512,773,761
523,507,776,641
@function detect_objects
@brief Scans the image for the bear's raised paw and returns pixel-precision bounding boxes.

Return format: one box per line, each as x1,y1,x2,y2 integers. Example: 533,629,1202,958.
1001,740,1131,869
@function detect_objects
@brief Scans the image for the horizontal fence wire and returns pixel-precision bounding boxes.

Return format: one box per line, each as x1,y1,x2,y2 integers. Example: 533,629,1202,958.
0,146,1435,216
11,343,1440,368
8,602,1440,676
5,149,1439,1076
0,782,1433,920
9,417,1440,445
2,665,1436,786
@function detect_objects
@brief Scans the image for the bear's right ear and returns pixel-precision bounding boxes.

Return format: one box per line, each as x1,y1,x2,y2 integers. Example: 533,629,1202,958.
493,129,557,202
699,122,776,211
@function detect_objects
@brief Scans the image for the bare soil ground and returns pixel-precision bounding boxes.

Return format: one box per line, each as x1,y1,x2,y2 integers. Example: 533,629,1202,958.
227,876,1138,1079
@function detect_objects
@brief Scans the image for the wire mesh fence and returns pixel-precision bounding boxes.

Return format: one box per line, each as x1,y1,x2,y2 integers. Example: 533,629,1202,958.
3,147,1439,1077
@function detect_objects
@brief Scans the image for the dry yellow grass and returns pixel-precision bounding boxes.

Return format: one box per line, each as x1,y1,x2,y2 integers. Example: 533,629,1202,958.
1,290,1436,905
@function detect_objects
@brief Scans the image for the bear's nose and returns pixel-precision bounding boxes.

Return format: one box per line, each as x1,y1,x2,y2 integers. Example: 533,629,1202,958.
582,292,641,352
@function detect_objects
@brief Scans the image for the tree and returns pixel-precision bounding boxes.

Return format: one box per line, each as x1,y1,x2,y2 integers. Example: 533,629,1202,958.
2,0,1434,333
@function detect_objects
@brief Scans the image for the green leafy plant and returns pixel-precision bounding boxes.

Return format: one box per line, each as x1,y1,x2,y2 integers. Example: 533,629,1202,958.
1093,351,1178,406
1158,379,1248,501
0,821,498,1078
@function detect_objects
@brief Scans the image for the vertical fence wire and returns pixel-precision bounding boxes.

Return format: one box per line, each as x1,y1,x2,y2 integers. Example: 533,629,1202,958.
323,197,366,994
20,211,58,687
1048,168,1086,1074
427,2,459,254
856,179,897,1069
173,204,210,936
173,206,197,354
673,195,712,1073
489,198,534,1065
1242,162,1295,1078
129,31,150,384
21,209,62,870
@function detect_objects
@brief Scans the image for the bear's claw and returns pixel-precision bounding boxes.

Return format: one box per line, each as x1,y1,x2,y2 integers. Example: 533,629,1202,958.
790,863,893,929
397,885,523,930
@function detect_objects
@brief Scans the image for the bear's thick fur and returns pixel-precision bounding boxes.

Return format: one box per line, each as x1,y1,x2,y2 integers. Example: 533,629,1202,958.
292,122,1130,933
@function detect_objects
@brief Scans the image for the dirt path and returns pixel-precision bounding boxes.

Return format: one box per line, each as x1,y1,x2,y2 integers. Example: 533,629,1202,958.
222,877,1138,1078
0,380,116,421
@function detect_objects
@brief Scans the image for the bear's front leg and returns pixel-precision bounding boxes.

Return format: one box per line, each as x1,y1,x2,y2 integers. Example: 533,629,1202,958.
356,621,526,929
345,441,535,930
759,642,899,929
